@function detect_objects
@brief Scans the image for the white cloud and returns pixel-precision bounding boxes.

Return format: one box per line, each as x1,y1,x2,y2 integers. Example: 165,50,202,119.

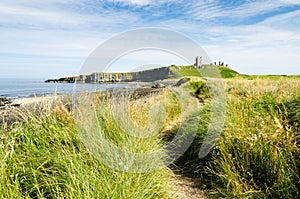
279,0,300,5
188,0,300,21
106,0,186,7
108,0,151,6
260,9,300,31
201,9,300,75
0,1,140,29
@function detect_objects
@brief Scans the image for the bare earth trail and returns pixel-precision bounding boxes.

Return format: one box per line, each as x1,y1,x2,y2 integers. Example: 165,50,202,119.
171,173,208,199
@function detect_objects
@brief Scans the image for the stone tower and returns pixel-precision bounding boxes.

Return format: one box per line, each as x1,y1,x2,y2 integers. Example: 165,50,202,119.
195,56,202,69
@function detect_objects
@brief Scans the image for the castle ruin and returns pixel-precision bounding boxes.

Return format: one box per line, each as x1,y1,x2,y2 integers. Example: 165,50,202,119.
195,56,202,69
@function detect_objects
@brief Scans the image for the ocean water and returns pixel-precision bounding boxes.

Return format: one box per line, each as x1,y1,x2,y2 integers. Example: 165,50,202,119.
0,78,137,101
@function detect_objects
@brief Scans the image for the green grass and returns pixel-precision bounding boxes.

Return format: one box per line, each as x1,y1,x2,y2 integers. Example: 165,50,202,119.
169,65,202,77
189,81,210,100
209,94,299,198
218,66,239,78
169,65,240,79
169,65,300,80
0,95,176,198
1,77,300,198
183,79,300,198
281,96,300,132
241,74,300,80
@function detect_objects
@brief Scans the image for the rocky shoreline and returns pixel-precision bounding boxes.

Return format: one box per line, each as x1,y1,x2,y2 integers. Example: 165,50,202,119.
0,79,188,127
0,97,10,107
0,97,20,109
0,81,172,126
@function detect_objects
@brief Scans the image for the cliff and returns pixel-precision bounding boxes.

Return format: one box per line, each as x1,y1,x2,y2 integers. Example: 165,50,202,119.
45,65,241,83
45,66,177,83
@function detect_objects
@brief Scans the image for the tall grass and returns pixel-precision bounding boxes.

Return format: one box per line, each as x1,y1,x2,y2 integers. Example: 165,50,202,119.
0,90,184,198
173,78,300,198
206,79,300,198
1,77,299,198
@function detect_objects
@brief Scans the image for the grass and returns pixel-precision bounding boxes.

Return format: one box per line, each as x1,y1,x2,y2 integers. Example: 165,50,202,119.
0,90,188,198
169,65,300,81
169,65,240,79
241,74,300,80
1,75,300,198
169,65,202,77
281,96,300,131
183,78,300,198
218,66,239,78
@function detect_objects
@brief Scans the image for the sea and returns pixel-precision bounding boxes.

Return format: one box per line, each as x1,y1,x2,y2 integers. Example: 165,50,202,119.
0,78,138,101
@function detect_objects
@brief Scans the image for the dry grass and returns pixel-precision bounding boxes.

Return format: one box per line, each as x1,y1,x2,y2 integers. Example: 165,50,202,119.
206,78,300,198
1,89,189,198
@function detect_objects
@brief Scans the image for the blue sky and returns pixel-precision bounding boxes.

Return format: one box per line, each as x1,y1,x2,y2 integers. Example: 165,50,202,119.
0,0,299,78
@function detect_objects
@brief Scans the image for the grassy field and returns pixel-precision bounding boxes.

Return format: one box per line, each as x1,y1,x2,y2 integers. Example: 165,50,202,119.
169,65,241,79
210,79,300,198
170,65,202,77
182,78,300,198
0,90,185,199
1,67,300,198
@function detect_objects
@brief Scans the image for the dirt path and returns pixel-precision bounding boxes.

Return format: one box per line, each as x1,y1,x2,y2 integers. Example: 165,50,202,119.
170,173,208,199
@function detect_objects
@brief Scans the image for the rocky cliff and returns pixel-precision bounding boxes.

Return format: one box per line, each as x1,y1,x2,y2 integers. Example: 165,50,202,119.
45,67,177,83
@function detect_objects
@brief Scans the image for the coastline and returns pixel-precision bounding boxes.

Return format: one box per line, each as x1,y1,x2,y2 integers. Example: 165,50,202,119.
1,79,178,107
12,95,61,107
0,79,178,126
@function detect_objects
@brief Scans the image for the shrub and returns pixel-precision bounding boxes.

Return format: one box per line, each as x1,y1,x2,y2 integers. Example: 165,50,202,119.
190,81,210,100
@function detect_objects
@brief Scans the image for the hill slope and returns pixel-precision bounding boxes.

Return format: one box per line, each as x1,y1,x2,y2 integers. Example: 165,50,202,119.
170,65,240,78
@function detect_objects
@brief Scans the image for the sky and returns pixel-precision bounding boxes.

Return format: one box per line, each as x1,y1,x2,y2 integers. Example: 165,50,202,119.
0,0,299,78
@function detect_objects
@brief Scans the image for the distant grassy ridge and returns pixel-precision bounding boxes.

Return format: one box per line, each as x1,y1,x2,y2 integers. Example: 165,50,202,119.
169,65,202,77
170,65,300,80
241,74,300,80
170,65,240,79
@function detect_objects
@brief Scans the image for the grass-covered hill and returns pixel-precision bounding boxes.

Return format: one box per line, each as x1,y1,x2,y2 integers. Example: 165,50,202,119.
170,65,300,80
169,65,240,78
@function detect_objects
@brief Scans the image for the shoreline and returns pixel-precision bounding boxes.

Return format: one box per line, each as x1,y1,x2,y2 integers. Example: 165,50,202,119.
0,79,178,108
12,95,63,107
0,79,179,126
0,81,148,106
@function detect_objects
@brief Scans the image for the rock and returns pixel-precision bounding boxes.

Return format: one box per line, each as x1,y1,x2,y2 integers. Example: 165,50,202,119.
0,97,10,106
151,83,166,88
11,103,20,107
174,78,190,87
0,97,13,108
190,92,204,104
130,87,162,100
0,97,9,102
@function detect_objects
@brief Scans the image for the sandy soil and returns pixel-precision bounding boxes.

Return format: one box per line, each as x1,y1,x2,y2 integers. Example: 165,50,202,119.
11,95,61,107
171,174,208,199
